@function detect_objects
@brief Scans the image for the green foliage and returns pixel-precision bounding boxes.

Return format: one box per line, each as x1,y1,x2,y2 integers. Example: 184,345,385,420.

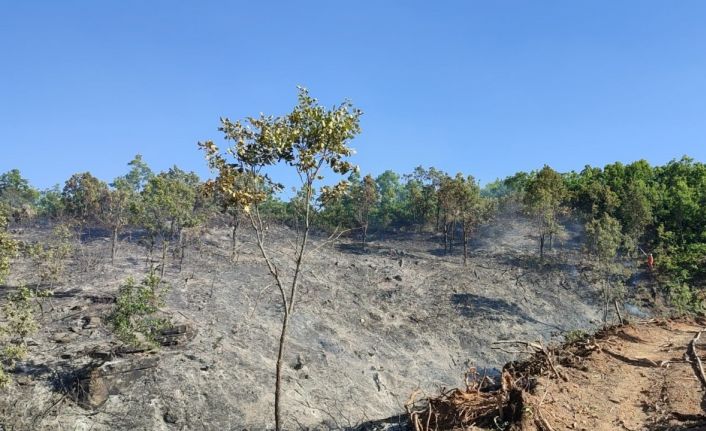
0,211,18,284
523,165,567,258
108,274,168,346
0,286,50,387
61,172,109,225
37,184,65,219
26,223,73,288
136,167,200,240
0,169,39,223
666,282,699,314
564,329,589,344
584,214,623,262
0,169,38,207
349,174,379,242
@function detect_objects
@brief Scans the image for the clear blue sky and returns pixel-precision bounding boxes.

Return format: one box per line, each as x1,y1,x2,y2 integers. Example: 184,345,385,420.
2,1,706,190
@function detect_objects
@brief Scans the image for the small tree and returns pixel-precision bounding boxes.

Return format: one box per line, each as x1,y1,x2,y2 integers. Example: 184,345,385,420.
61,172,108,231
585,213,624,324
0,169,39,224
455,174,483,266
101,178,134,264
136,167,200,277
0,210,18,285
437,174,459,253
523,165,567,259
350,174,378,246
200,87,360,430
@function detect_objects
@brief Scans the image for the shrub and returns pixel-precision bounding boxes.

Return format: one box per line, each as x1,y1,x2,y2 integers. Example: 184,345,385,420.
108,274,169,346
0,286,50,387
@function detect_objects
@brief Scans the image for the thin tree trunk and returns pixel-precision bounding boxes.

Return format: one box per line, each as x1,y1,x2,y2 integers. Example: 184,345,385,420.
614,299,623,325
463,225,468,266
111,226,118,264
362,223,368,248
274,308,289,431
178,229,185,271
231,214,239,262
444,223,449,253
160,239,168,279
539,235,545,260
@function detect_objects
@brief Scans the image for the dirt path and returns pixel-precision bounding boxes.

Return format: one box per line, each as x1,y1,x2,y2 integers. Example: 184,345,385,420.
409,320,706,431
527,320,706,431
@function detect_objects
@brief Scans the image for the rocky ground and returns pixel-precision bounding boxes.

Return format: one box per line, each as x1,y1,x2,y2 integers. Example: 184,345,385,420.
0,212,653,430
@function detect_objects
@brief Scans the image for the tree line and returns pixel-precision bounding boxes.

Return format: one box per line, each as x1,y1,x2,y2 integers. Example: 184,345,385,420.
1,155,705,297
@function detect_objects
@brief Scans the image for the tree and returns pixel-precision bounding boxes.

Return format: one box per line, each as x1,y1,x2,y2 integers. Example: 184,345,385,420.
523,165,567,259
101,156,153,264
0,169,39,224
350,174,379,246
0,209,18,284
403,167,438,232
102,178,134,263
374,170,403,229
61,172,108,229
199,87,360,430
123,154,153,193
437,174,458,253
584,213,624,324
136,167,200,277
455,174,483,265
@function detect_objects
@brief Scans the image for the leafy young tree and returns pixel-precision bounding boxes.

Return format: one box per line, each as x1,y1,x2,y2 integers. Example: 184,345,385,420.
374,170,404,229
455,174,483,266
136,167,200,277
523,165,568,260
350,174,379,246
437,173,458,253
123,154,154,193
199,87,360,431
0,169,39,224
61,172,109,229
37,185,65,220
403,167,438,232
102,178,135,263
0,210,18,285
584,213,624,324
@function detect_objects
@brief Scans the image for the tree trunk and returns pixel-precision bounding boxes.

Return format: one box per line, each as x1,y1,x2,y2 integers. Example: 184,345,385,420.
231,214,239,262
539,235,545,260
463,225,468,266
111,226,118,264
178,229,185,271
443,223,449,253
362,223,368,248
274,308,289,431
160,239,168,280
614,299,624,325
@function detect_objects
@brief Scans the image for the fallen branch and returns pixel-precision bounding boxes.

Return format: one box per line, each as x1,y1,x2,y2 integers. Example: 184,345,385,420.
688,331,706,389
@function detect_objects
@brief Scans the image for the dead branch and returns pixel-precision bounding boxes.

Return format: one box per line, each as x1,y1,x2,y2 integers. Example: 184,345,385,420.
688,331,706,389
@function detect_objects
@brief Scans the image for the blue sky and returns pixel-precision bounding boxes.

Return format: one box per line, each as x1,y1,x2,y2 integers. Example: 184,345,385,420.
2,1,706,190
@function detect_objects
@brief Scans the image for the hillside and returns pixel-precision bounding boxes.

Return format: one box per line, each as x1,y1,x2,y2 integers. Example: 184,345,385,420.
0,212,631,430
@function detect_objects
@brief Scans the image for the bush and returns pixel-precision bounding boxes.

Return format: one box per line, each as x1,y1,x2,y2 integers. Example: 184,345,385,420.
24,223,73,289
108,274,169,346
0,210,18,284
667,282,700,314
0,286,50,387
